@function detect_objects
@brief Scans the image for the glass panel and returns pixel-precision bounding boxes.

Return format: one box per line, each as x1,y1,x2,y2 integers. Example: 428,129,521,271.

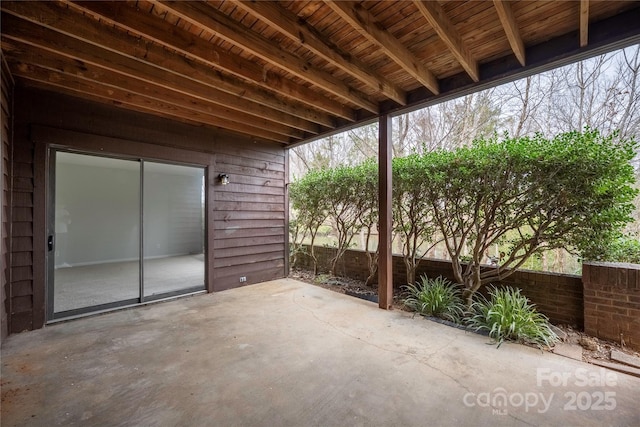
143,162,205,298
54,152,140,313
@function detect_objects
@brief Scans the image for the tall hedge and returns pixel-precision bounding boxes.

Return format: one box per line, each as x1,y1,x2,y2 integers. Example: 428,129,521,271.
290,130,637,301
422,129,637,305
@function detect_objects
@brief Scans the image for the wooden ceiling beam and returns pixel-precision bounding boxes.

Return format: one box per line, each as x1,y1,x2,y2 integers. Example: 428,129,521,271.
325,1,439,95
67,1,354,122
157,0,379,114
580,0,590,47
1,42,304,140
493,0,526,66
230,0,407,106
0,1,328,133
413,0,479,82
10,62,289,143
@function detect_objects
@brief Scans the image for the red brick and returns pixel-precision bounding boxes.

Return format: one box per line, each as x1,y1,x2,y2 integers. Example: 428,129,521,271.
594,311,613,320
627,311,640,322
584,302,598,313
629,268,638,290
597,333,619,343
586,296,614,306
610,312,632,322
596,325,619,338
614,300,639,310
583,289,597,297
584,314,598,325
582,263,593,283
627,295,640,305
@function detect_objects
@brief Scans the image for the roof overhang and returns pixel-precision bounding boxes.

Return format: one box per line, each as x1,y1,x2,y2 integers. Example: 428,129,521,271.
2,1,639,148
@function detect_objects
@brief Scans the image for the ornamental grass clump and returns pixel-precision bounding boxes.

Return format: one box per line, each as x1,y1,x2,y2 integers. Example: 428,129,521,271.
403,275,465,323
468,286,558,349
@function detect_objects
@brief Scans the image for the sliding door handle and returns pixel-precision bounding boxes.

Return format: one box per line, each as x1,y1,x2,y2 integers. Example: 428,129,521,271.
48,235,54,252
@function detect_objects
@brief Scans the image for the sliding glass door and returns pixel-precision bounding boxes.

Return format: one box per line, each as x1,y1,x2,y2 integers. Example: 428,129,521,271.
143,162,205,298
48,151,205,320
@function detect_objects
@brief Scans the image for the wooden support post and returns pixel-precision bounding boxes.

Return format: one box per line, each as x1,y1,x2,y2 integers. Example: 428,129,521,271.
378,114,393,309
284,149,290,277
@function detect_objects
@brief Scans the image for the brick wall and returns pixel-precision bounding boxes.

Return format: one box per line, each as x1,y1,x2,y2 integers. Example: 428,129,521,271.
583,262,640,351
294,245,584,327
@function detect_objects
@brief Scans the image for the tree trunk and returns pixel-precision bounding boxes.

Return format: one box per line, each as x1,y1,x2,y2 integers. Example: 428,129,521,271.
462,288,474,309
462,273,483,309
406,265,417,286
365,265,378,287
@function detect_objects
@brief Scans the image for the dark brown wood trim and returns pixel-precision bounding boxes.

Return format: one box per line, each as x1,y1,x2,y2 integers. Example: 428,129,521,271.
31,129,46,328
30,125,215,166
21,87,284,156
378,114,392,310
206,164,216,294
1,51,15,339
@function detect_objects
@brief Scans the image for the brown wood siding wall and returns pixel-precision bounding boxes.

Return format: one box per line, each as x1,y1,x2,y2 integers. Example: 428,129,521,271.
213,148,287,288
1,54,14,341
8,86,286,332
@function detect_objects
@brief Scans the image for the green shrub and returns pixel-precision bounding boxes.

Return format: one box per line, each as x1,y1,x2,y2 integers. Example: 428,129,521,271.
468,286,558,348
402,276,465,322
589,233,640,264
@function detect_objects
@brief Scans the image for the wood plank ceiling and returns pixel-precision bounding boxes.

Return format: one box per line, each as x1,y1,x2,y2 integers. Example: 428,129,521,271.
1,1,639,146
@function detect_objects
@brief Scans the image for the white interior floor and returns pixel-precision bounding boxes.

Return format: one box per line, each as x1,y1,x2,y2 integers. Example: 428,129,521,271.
54,254,205,313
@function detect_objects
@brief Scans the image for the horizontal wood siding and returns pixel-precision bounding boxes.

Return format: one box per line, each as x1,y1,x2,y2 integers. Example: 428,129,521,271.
1,53,13,341
213,141,286,290
8,86,287,332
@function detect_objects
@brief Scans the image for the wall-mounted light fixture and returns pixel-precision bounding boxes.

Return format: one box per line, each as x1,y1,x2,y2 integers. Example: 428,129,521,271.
218,173,230,185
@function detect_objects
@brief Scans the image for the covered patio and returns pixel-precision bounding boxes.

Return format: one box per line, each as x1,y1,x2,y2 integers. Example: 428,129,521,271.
2,2,640,424
2,279,639,426
2,1,640,333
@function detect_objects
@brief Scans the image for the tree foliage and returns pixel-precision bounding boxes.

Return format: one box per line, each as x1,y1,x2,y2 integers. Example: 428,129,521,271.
289,161,379,278
423,130,637,305
352,160,379,285
289,170,329,275
323,162,376,276
392,155,440,285
586,233,640,264
289,48,640,275
290,129,637,304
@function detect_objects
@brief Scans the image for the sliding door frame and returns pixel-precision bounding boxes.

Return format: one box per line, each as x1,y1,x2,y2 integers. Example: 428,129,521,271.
35,126,215,322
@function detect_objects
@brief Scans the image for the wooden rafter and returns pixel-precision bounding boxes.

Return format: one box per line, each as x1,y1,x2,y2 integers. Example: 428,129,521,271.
157,0,379,114
0,19,314,142
3,43,303,141
67,0,354,122
580,0,590,47
493,0,526,66
1,0,638,147
12,63,292,143
325,1,439,95
230,0,407,106
413,0,479,82
0,2,325,134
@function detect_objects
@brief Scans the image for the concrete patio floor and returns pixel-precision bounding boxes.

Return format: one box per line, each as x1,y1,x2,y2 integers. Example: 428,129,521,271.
1,278,639,426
